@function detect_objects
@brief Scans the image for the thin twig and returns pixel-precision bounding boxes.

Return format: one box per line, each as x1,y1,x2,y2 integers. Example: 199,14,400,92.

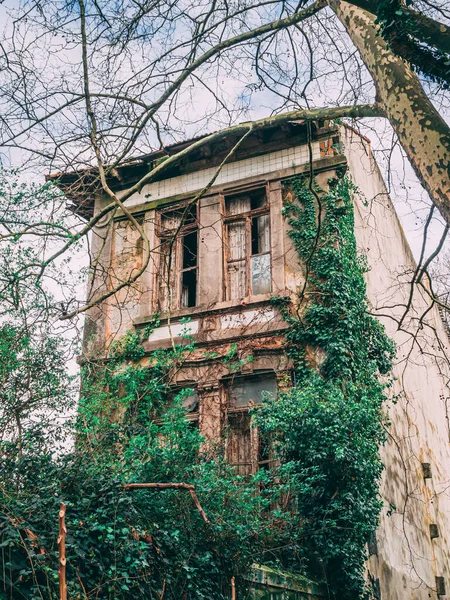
122,483,209,523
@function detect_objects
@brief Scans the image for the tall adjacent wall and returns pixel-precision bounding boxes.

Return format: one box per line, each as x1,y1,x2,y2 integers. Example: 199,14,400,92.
344,126,450,599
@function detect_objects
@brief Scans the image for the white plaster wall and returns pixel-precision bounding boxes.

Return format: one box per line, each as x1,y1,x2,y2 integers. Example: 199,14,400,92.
344,126,450,600
121,142,320,208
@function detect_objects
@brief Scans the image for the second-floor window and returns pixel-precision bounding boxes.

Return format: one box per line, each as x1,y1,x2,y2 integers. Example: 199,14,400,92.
158,202,198,312
224,188,272,300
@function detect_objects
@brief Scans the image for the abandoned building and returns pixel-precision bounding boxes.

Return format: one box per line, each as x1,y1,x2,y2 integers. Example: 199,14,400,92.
60,121,450,599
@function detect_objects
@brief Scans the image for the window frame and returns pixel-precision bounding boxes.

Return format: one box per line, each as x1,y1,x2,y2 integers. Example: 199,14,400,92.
175,385,200,426
156,201,199,312
153,384,199,428
224,372,277,475
222,185,272,301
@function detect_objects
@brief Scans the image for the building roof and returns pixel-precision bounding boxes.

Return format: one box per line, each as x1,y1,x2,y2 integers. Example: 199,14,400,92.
49,118,339,220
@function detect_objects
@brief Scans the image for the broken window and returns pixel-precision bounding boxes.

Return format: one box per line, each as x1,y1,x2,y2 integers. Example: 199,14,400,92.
225,373,277,475
158,203,198,312
224,188,271,299
159,386,199,429
181,388,199,415
320,135,341,157
228,375,277,408
179,388,199,429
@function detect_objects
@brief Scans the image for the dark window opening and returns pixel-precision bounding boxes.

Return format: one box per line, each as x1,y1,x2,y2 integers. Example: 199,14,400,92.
182,231,197,269
436,576,446,596
430,524,440,539
251,218,259,255
181,230,198,308
258,434,271,471
158,202,198,311
250,189,267,210
181,269,197,308
251,215,270,256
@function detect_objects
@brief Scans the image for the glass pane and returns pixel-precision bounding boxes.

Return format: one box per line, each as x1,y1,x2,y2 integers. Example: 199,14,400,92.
229,376,277,407
251,253,271,295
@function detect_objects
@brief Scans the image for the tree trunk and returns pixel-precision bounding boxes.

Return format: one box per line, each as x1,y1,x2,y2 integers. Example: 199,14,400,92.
332,0,450,227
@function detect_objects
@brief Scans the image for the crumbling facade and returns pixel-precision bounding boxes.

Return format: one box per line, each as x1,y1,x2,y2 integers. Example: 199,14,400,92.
67,121,450,599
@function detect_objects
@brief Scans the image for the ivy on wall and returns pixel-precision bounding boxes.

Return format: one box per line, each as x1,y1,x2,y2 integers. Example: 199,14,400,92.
256,171,396,599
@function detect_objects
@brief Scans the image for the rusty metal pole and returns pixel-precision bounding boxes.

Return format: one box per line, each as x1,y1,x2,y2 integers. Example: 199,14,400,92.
58,502,67,600
231,576,236,600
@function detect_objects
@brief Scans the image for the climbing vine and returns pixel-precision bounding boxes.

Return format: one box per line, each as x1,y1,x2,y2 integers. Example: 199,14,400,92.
255,171,396,599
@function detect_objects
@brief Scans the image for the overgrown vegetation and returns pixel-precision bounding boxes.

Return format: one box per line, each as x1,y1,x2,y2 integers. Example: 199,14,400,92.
374,0,450,88
257,172,395,598
0,172,395,599
1,326,280,599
